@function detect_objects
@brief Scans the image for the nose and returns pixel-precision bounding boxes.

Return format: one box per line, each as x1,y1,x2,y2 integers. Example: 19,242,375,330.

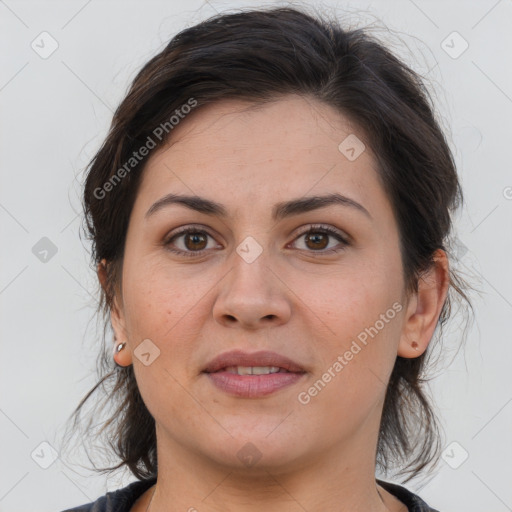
212,250,292,330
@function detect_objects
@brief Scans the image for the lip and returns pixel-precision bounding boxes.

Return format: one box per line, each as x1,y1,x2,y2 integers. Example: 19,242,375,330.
205,371,305,398
202,349,306,373
202,349,307,398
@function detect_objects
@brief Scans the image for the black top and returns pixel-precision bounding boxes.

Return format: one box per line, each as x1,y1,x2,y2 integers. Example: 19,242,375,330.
60,477,440,511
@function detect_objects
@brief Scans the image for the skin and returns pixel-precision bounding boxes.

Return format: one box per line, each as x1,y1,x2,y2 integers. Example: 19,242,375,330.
99,94,450,512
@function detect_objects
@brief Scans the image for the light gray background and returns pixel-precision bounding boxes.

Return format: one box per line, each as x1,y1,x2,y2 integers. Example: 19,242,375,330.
1,1,511,511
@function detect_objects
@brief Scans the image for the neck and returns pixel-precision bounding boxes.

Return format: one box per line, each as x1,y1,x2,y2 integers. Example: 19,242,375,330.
145,429,393,512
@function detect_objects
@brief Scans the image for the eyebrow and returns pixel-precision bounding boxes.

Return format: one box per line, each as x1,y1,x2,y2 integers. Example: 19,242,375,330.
145,192,372,221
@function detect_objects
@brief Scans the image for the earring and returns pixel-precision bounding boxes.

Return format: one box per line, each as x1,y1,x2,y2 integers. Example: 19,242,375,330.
116,342,126,353
411,340,419,350
114,342,129,368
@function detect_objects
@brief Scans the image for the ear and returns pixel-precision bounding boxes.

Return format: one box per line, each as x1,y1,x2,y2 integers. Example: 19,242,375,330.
97,259,132,367
398,249,450,358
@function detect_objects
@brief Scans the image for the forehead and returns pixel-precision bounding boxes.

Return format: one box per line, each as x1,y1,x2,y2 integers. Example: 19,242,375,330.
134,94,389,222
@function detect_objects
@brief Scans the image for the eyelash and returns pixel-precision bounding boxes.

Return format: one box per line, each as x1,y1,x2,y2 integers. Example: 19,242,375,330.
163,223,350,258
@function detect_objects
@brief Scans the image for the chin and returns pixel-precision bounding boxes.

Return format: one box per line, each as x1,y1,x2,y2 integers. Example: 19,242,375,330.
202,429,307,472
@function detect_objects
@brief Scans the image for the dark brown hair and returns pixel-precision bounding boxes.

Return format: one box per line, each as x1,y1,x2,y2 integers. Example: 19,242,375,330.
63,4,474,484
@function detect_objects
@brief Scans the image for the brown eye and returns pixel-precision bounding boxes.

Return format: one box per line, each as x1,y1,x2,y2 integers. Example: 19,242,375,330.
183,232,208,251
291,224,350,254
164,227,218,257
304,232,329,250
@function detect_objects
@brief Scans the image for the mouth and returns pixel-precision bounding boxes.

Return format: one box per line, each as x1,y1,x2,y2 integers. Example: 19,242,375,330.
202,350,306,398
210,366,296,375
202,349,306,374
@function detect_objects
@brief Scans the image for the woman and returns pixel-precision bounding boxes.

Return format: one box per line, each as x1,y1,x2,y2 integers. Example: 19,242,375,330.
61,5,472,511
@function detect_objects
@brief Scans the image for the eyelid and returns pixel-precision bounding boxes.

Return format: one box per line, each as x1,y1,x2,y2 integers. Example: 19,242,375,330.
163,224,221,252
289,223,350,244
286,224,350,254
163,223,350,256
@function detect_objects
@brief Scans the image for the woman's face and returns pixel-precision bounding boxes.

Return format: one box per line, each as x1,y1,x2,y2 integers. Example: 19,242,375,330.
111,94,416,473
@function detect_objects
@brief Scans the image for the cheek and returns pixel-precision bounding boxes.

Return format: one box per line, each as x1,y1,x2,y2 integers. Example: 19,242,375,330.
122,258,197,337
310,267,403,388
300,298,402,431
121,258,216,389
315,268,399,335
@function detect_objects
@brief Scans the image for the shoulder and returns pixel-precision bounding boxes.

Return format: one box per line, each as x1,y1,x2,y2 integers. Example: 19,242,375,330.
377,479,441,512
59,477,157,512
